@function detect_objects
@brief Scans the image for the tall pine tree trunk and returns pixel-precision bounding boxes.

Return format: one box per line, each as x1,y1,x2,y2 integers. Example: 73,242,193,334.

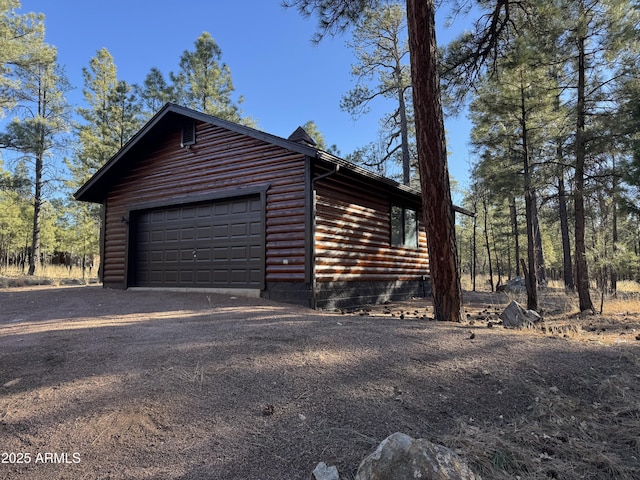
510,199,520,277
470,193,478,291
611,157,618,295
520,72,537,311
558,165,575,291
29,87,47,276
555,86,574,292
28,151,43,276
483,194,494,292
398,84,411,185
491,220,502,287
531,189,547,286
524,184,538,310
575,32,594,312
406,0,463,321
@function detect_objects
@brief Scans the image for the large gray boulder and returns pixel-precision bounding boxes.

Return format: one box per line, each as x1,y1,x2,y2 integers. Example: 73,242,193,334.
354,432,481,480
499,300,542,328
496,276,525,293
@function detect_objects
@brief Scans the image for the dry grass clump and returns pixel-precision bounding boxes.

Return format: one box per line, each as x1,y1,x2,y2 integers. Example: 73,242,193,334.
0,264,99,287
444,366,640,479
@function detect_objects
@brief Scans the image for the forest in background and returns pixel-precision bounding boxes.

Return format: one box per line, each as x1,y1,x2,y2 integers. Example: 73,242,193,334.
1,1,639,306
446,0,640,307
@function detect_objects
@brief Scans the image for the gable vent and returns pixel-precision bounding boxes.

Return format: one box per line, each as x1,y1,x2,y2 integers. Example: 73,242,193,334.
287,126,316,147
181,120,196,147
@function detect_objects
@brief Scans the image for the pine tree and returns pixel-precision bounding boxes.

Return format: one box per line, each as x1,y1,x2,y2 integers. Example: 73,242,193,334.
340,3,414,184
468,37,561,309
137,67,176,117
2,51,72,275
557,0,639,312
617,77,640,216
69,48,142,280
71,48,141,185
171,32,245,123
0,0,47,117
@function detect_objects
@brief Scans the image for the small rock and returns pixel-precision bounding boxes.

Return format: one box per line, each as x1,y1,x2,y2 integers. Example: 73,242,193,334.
313,462,339,480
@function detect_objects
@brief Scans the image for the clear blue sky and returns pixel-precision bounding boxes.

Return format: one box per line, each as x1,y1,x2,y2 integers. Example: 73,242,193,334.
23,0,474,194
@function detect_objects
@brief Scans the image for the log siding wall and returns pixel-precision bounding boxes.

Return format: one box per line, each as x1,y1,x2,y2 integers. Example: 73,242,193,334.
314,177,430,283
102,121,307,288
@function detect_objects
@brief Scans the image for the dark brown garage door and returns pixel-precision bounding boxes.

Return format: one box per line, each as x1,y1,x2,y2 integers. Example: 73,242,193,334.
133,196,264,288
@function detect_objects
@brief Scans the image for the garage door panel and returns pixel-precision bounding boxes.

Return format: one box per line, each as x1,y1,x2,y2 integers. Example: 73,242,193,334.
233,201,249,214
134,195,264,289
151,230,164,242
150,250,163,263
212,246,229,260
180,228,195,241
250,221,262,236
197,271,212,283
165,209,179,221
213,225,228,238
181,206,196,219
250,269,262,282
231,245,248,260
180,249,195,262
231,223,247,237
230,269,249,284
179,270,194,283
197,226,212,239
250,245,262,259
197,204,212,217
152,270,167,283
214,203,229,215
138,230,150,243
165,229,179,242
195,248,211,262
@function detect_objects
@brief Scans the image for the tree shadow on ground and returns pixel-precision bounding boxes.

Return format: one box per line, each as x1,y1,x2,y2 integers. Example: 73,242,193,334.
0,286,638,479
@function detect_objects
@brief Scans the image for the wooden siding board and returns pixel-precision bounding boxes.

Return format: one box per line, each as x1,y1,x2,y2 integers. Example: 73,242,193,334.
102,122,307,287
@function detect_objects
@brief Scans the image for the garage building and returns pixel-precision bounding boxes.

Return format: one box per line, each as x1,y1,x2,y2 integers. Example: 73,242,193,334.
74,103,431,308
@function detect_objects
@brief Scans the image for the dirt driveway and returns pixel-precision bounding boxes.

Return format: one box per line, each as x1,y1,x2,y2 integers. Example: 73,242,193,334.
1,285,639,479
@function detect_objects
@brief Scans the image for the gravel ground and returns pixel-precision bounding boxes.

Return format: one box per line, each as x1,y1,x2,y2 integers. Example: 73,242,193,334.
0,285,638,479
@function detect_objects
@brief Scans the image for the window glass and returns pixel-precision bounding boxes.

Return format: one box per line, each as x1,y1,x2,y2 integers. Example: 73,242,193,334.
404,208,418,248
390,205,419,248
391,205,404,246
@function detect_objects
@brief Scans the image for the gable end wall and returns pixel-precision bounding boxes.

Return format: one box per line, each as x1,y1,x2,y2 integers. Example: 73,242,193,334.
101,122,307,288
